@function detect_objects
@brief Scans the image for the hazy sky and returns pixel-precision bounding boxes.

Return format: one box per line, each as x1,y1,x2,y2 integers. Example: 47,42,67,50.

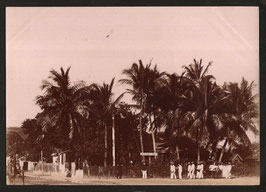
6,6,259,136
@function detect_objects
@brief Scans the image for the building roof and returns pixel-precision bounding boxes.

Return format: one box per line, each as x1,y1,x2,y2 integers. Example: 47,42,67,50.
229,153,243,162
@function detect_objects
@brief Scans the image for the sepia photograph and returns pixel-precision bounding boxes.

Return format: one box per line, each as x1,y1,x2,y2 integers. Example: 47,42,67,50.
5,6,259,186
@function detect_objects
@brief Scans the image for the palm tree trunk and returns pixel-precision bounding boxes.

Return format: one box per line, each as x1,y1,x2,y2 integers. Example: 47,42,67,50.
139,92,145,161
69,114,74,139
68,114,74,171
176,145,180,161
112,114,116,167
210,141,217,160
218,139,228,163
228,142,232,154
104,123,108,167
151,131,156,159
197,145,200,163
196,126,200,163
205,140,211,150
149,113,157,159
139,109,145,161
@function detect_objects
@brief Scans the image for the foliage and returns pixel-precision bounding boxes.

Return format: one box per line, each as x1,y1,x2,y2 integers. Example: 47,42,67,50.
35,67,87,149
16,59,259,167
6,132,26,157
231,161,249,177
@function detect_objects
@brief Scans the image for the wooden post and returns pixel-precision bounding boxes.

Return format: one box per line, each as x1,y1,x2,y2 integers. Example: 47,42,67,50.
41,150,43,175
112,114,116,167
151,132,157,159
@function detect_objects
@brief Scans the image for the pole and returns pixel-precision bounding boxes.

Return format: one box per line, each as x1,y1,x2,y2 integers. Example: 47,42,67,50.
139,94,145,162
112,114,116,167
41,150,43,175
151,132,157,159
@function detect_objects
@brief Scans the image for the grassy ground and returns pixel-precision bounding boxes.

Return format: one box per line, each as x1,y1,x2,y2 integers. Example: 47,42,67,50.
6,172,260,185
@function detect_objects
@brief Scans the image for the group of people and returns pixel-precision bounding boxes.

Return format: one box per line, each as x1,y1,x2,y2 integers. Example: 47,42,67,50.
170,162,183,179
169,161,204,180
187,161,204,179
168,161,232,180
6,155,25,184
67,159,232,180
209,162,232,179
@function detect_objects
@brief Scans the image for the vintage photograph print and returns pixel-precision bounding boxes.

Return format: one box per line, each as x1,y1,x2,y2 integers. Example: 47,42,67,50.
6,7,259,185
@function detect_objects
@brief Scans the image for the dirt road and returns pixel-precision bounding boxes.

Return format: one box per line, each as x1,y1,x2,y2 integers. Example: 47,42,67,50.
6,173,259,185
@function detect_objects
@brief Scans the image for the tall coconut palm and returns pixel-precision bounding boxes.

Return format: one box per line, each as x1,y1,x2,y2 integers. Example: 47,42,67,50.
119,60,165,160
87,78,124,167
183,59,230,163
36,67,87,154
150,72,189,161
218,78,259,162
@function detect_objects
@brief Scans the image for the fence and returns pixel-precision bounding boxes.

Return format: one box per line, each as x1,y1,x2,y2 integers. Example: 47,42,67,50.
77,164,171,178
32,163,246,179
34,163,60,175
32,163,172,178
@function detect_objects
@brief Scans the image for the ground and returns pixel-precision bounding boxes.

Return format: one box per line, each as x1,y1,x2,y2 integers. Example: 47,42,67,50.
6,172,260,185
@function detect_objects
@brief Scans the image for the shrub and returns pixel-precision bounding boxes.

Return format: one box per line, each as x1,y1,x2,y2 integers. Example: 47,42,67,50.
231,161,249,177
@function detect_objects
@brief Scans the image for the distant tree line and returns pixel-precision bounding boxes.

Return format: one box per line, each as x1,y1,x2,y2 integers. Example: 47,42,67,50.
7,59,259,167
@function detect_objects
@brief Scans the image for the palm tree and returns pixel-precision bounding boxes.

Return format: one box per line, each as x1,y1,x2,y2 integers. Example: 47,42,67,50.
150,72,189,161
87,78,124,167
36,67,87,155
183,59,229,163
119,60,165,160
218,78,259,162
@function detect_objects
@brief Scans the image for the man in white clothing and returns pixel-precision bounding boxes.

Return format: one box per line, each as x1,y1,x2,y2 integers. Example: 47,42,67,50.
190,162,195,179
170,162,176,179
225,162,232,179
219,163,225,178
177,163,183,179
141,162,148,179
198,162,204,179
187,162,191,179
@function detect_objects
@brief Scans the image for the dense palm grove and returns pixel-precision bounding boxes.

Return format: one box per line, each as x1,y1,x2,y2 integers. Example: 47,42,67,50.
7,59,259,168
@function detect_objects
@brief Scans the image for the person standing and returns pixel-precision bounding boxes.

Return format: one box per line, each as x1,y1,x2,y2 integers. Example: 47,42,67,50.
170,162,176,179
83,160,89,178
129,160,134,177
196,162,201,179
198,162,204,179
177,163,183,179
187,162,191,179
98,165,104,179
141,162,148,179
219,163,225,178
66,167,71,177
190,162,195,179
225,162,232,179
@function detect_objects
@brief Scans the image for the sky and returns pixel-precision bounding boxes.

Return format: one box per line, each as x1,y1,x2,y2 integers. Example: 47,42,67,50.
6,7,259,141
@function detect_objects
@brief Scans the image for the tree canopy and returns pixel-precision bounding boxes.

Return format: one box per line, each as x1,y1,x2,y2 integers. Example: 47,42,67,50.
8,59,259,165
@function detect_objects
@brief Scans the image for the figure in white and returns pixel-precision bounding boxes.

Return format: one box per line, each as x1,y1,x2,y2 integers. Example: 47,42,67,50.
225,162,232,179
196,163,201,179
190,162,195,179
170,162,177,179
219,163,226,178
198,162,204,179
187,162,191,179
177,163,183,179
141,162,148,179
